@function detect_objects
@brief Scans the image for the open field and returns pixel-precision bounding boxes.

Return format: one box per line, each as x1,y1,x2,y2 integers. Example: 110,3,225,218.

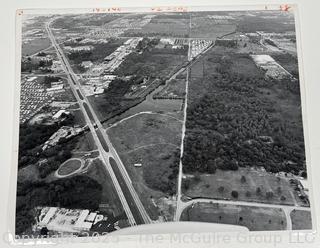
85,159,127,218
52,13,124,31
291,210,312,230
118,144,179,221
107,113,181,220
57,158,82,176
22,38,51,56
236,11,295,33
107,113,182,151
180,202,287,231
190,15,236,39
115,47,188,79
154,77,186,99
123,14,190,38
182,168,305,206
88,94,143,122
72,131,97,152
71,109,86,126
272,52,299,78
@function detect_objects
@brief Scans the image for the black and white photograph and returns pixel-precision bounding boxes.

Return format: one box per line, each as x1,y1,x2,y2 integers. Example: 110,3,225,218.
15,6,312,237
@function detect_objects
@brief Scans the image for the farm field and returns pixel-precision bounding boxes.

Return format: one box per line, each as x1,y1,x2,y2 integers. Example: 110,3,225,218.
180,202,287,231
182,167,305,206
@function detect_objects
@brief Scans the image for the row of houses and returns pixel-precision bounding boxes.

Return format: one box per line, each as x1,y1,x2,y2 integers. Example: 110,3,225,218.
20,76,51,124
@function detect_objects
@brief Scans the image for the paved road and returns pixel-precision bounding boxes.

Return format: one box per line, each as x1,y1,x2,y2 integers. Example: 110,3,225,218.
174,15,192,221
45,18,152,226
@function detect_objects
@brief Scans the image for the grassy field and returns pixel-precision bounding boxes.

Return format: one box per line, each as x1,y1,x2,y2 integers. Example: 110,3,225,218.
72,131,97,152
123,15,190,38
107,113,182,151
88,94,143,122
182,168,304,206
85,159,126,217
119,144,179,221
57,159,82,176
72,109,86,126
107,113,182,220
190,16,236,39
180,202,287,231
291,210,312,230
115,51,188,79
154,77,186,99
22,37,51,56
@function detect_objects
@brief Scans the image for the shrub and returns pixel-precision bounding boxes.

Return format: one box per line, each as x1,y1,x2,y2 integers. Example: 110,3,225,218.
231,190,239,198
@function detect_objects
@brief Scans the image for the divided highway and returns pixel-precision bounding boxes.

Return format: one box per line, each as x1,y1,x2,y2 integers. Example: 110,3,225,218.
45,18,151,226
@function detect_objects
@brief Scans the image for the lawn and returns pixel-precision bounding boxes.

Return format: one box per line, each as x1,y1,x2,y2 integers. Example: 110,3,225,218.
182,167,305,206
180,202,287,231
291,209,312,230
57,158,82,176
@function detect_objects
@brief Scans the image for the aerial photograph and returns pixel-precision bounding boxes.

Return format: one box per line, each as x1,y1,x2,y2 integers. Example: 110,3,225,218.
16,8,312,237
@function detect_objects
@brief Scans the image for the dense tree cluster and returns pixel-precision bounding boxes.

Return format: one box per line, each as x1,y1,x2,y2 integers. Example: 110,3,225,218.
182,59,305,175
16,176,102,235
65,40,122,65
43,76,62,87
18,114,76,171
